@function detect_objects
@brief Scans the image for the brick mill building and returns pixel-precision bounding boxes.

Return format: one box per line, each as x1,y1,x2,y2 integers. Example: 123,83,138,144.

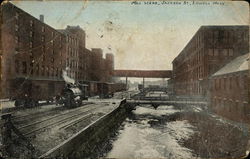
172,25,249,99
0,2,114,98
209,54,249,122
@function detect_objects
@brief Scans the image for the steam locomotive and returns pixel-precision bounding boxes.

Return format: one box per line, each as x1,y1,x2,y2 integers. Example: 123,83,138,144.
60,83,88,108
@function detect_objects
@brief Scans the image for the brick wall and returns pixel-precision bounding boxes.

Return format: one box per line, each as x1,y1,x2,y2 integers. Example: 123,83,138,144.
210,71,249,121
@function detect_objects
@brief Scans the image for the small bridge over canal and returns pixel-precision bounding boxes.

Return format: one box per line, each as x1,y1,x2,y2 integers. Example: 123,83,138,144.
126,99,208,106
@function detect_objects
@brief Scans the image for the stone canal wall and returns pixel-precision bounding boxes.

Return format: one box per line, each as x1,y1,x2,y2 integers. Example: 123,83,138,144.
39,99,129,159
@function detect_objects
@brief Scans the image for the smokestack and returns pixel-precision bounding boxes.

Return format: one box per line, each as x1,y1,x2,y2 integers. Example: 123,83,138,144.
39,15,44,23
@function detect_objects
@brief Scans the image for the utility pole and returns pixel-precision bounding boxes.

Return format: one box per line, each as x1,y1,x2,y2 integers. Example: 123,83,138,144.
143,77,145,89
125,77,128,90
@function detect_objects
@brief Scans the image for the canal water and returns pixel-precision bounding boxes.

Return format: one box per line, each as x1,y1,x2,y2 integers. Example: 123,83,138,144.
106,105,196,158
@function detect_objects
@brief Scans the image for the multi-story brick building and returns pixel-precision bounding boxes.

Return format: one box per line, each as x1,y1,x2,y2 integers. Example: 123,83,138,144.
0,2,66,98
209,53,249,121
172,25,249,98
57,28,79,81
59,25,86,81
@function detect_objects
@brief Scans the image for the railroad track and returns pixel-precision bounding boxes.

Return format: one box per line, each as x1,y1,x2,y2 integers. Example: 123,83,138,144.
58,113,92,130
0,102,94,127
12,102,94,121
13,103,94,127
17,103,106,137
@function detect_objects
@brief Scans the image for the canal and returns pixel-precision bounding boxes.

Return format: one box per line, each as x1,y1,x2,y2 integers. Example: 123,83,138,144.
103,103,249,158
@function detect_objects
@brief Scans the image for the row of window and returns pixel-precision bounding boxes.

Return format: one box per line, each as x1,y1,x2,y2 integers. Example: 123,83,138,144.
207,30,248,42
213,75,248,90
208,30,232,39
67,46,78,57
208,48,233,57
15,60,63,78
15,35,62,49
67,36,78,46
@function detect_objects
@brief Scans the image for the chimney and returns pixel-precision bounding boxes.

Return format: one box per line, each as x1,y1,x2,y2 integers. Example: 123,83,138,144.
39,15,44,23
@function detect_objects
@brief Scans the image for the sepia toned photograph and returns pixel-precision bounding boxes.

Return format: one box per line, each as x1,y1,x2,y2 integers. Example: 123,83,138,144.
0,0,249,158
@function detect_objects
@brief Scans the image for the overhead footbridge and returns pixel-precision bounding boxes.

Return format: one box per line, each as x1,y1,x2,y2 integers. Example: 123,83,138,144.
112,70,172,78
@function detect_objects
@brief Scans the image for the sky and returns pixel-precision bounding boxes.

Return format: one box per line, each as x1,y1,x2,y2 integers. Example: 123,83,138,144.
12,0,249,72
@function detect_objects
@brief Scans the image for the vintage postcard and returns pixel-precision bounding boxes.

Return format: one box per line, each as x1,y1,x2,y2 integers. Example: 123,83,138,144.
0,0,249,158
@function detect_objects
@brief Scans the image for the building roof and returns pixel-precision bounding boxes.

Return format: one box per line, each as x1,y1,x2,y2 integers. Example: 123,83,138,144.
212,53,249,77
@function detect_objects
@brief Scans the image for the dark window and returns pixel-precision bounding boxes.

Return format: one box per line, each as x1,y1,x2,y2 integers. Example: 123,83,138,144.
218,30,224,42
36,65,39,76
224,78,226,89
214,31,219,41
229,77,232,89
30,63,33,75
22,62,27,74
56,68,58,77
218,78,221,89
244,75,248,89
235,76,239,88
